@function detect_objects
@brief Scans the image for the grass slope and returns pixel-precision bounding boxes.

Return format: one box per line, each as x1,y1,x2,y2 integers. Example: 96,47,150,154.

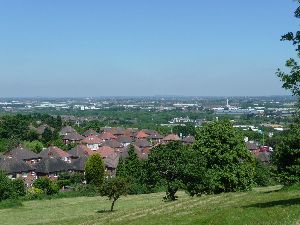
0,186,299,225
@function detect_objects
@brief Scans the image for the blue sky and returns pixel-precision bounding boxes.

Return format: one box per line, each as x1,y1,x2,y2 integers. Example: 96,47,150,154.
0,0,298,97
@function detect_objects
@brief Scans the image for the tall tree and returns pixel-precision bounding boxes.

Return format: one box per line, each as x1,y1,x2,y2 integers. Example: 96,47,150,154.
85,154,105,186
193,120,255,193
274,1,300,186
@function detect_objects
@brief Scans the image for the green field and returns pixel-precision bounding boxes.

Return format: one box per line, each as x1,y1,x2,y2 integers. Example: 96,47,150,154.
0,186,299,225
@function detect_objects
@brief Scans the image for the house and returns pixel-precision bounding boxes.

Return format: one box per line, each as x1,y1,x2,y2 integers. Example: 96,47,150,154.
119,145,148,160
135,131,149,139
116,135,132,147
62,132,84,144
83,129,99,137
104,152,119,176
59,126,77,136
245,142,260,155
182,135,195,145
0,156,36,186
68,145,94,160
34,157,73,180
163,134,180,143
39,146,71,162
111,128,125,137
71,155,88,172
4,146,40,165
81,135,102,150
101,139,123,150
97,146,115,158
98,132,117,141
147,133,164,144
134,139,152,154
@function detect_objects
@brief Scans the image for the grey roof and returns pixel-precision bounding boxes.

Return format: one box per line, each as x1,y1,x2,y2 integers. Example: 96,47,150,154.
104,152,119,169
134,139,152,148
5,147,40,161
182,135,195,144
62,132,84,141
101,140,123,148
148,133,164,140
34,157,72,174
60,126,76,135
245,142,259,151
116,135,132,144
71,156,88,171
68,145,93,158
83,129,99,137
0,157,33,174
38,146,70,159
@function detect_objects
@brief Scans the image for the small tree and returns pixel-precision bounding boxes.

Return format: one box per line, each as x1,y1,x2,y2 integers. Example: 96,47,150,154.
101,177,129,211
0,171,13,201
85,154,105,186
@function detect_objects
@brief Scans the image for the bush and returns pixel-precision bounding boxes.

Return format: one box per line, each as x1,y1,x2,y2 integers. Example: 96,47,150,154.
254,160,276,187
11,179,26,197
0,171,13,201
33,177,59,195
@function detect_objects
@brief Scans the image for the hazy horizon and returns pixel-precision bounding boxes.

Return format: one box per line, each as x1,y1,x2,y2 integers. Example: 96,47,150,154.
0,1,298,97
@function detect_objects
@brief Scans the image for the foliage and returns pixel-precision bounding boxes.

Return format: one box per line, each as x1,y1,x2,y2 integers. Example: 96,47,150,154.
33,177,59,195
85,154,105,186
11,179,26,197
172,123,196,137
42,127,54,144
193,120,255,194
100,177,130,211
272,124,300,185
24,140,44,153
146,141,190,201
0,171,14,201
253,159,276,187
57,172,85,188
116,145,145,194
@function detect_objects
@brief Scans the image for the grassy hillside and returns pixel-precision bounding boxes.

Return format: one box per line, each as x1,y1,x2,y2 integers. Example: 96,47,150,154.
0,185,299,225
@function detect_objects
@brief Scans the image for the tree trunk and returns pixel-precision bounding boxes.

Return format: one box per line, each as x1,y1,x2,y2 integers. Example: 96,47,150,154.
110,199,116,211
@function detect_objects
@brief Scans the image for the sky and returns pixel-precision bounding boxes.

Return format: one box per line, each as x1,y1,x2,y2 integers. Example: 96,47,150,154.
0,0,299,97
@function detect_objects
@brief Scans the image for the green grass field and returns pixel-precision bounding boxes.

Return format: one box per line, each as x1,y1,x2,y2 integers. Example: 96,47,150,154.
0,185,299,225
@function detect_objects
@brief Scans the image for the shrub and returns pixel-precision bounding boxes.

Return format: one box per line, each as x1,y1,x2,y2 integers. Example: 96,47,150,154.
33,177,59,195
11,179,26,197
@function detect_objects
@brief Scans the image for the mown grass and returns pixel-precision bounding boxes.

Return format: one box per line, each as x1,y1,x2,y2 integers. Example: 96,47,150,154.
0,185,299,225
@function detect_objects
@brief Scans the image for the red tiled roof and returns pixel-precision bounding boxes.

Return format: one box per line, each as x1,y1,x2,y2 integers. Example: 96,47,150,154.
136,131,149,139
97,146,115,158
98,132,117,140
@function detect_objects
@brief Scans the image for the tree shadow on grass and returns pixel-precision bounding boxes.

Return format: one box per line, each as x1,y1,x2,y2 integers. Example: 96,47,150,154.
244,198,300,208
96,210,114,214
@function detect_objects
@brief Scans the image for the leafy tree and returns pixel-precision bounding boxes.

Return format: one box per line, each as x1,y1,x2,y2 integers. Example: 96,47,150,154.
24,140,44,153
253,159,275,187
274,2,300,186
272,124,300,185
146,141,189,201
173,123,196,137
42,127,54,144
193,120,255,193
116,145,143,193
85,154,105,186
100,177,129,211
